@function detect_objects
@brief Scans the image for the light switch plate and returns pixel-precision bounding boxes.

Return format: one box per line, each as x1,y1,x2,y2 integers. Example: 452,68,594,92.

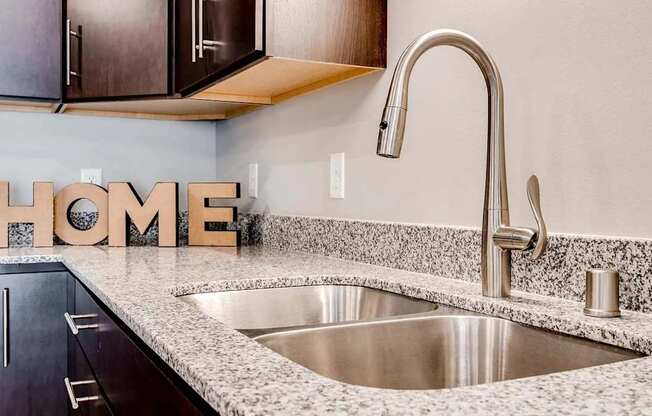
80,168,102,186
329,153,345,199
248,163,258,198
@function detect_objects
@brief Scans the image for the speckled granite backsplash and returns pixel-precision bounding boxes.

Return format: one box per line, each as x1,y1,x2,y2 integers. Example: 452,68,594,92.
8,212,652,313
259,215,652,314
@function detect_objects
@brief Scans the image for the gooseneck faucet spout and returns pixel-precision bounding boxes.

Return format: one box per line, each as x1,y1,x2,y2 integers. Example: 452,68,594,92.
377,29,548,297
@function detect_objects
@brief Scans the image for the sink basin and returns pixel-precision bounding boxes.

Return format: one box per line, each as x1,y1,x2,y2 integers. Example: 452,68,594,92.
178,285,438,332
255,315,642,390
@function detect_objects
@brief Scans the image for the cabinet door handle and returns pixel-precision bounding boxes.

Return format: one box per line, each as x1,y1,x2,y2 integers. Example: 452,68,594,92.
198,0,204,59
64,312,98,335
66,19,81,86
254,0,263,51
64,378,100,410
2,288,7,368
196,0,224,59
191,0,197,62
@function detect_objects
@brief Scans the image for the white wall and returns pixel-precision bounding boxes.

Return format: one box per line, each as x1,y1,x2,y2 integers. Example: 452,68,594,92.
217,0,652,239
0,112,217,209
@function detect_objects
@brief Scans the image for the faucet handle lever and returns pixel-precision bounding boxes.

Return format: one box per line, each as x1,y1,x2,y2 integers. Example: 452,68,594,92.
526,175,547,259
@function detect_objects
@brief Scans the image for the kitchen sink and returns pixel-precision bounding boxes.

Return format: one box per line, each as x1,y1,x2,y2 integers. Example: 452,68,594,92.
178,285,438,333
180,285,642,390
255,315,642,390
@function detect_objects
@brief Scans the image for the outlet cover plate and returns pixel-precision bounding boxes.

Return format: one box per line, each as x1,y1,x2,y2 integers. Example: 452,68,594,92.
80,168,102,186
329,153,345,199
248,163,258,198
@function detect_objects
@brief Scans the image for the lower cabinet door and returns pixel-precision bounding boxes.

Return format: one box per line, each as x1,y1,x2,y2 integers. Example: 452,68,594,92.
67,334,112,416
95,309,203,415
0,272,68,416
70,279,101,369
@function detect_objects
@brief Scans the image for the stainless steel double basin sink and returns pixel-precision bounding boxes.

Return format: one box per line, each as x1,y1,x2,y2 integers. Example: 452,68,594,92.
179,285,641,390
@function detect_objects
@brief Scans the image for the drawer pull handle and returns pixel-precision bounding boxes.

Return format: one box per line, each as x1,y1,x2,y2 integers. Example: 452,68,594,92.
64,377,99,410
64,312,98,335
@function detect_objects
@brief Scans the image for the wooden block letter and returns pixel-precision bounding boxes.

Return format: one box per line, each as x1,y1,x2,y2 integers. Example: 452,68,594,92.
0,182,54,248
54,183,108,245
108,182,178,247
188,183,240,247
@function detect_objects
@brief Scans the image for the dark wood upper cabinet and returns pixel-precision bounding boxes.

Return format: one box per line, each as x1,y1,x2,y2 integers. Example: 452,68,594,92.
65,0,169,100
182,0,387,116
174,0,264,96
0,0,62,101
0,0,386,120
266,0,387,68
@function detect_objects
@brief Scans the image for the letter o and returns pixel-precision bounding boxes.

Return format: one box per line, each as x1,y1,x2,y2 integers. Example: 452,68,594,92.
54,183,108,245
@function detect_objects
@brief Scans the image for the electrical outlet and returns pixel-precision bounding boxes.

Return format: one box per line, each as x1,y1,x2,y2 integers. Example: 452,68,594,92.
329,153,345,199
80,168,102,186
248,163,258,198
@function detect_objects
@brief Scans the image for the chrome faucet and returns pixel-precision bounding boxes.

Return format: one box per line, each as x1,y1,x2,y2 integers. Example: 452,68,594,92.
377,29,548,298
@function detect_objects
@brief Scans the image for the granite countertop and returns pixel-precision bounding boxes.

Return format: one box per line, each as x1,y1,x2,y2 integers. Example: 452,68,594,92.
1,245,651,415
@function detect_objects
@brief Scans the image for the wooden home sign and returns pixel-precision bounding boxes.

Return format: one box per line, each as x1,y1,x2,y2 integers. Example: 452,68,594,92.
0,181,240,248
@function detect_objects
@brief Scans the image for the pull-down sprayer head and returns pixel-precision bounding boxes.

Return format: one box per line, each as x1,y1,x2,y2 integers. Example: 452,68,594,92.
376,29,504,160
376,31,428,159
377,106,407,158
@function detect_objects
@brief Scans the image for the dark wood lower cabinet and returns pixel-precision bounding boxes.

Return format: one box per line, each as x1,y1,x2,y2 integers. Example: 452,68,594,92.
0,264,69,416
71,278,100,371
0,264,215,415
71,280,208,416
67,333,112,416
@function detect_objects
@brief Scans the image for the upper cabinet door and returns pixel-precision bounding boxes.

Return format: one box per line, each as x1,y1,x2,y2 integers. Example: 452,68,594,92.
65,0,169,100
175,0,264,96
0,0,62,101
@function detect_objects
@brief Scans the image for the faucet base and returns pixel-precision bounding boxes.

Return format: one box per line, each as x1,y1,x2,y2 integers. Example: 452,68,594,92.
481,239,511,298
